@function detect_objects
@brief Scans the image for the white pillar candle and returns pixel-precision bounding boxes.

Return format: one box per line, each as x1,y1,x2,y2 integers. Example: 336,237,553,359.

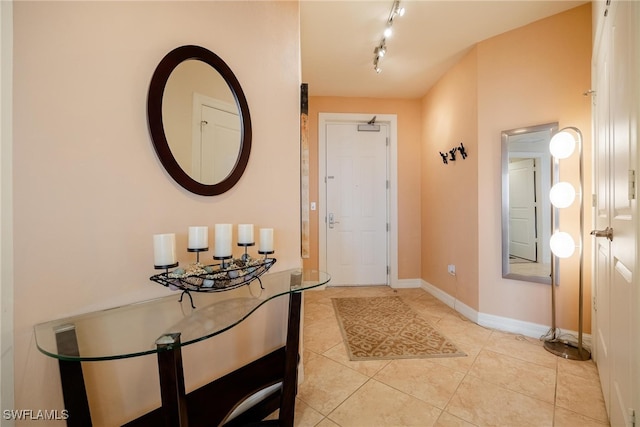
259,228,274,253
237,224,254,245
188,226,209,250
153,233,177,266
214,224,233,258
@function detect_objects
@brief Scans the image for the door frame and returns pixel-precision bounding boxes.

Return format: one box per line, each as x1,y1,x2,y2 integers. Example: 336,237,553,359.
318,113,398,287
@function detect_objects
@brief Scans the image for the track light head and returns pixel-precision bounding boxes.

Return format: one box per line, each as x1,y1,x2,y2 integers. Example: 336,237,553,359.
373,57,382,73
374,43,386,58
390,0,405,21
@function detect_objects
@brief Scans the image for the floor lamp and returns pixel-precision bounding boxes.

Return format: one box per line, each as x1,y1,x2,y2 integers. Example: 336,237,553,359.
543,127,591,361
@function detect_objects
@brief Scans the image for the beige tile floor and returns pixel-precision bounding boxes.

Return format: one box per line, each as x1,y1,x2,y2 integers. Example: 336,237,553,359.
288,285,609,427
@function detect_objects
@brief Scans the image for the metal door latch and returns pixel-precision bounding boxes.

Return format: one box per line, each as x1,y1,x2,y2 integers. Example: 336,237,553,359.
590,226,614,241
328,213,340,229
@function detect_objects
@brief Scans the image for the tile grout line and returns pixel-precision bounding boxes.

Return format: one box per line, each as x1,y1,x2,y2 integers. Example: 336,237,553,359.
438,330,486,427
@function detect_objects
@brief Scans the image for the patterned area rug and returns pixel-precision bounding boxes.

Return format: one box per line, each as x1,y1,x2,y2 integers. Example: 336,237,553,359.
332,296,466,361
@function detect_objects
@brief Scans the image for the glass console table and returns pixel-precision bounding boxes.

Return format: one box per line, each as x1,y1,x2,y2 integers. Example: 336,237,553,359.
34,269,330,427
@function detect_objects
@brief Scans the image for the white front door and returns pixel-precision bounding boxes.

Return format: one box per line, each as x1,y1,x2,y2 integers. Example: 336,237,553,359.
593,2,638,425
508,158,538,261
324,121,389,286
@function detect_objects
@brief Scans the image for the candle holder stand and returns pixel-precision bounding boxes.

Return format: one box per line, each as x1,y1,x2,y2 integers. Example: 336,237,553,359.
259,250,275,258
154,262,179,271
238,242,255,262
213,255,233,269
187,247,208,264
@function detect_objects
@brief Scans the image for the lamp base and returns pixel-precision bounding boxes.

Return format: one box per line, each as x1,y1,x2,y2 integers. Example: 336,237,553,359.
543,340,591,361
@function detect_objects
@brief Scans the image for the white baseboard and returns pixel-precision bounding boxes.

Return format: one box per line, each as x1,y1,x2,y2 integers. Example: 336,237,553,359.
420,280,456,307
392,278,422,289
418,279,591,348
478,311,550,340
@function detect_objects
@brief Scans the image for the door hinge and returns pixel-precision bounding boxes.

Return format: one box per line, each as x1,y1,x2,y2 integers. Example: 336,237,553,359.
629,408,635,427
386,137,389,146
593,296,597,312
386,180,390,189
386,223,390,232
387,266,390,275
592,194,598,207
629,170,636,200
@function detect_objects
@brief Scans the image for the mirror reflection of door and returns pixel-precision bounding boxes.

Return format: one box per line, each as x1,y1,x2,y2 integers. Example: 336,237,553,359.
501,122,557,284
508,158,537,262
163,59,240,185
192,94,240,184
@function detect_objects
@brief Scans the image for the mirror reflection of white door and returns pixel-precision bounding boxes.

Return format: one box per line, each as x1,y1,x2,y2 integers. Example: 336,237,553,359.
508,158,537,261
325,122,388,286
192,94,240,184
593,1,637,425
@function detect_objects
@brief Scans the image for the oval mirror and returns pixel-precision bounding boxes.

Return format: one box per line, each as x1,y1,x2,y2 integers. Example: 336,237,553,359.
148,45,252,196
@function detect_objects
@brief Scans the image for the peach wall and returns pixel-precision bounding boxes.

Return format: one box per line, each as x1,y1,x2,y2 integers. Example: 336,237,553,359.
13,1,300,425
303,97,422,280
477,4,592,330
421,49,479,310
420,4,591,330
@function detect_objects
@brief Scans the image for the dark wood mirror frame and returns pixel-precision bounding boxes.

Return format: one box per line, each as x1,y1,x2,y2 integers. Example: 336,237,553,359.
148,45,252,196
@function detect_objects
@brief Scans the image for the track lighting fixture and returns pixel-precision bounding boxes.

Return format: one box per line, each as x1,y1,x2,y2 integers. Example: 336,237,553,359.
372,0,404,73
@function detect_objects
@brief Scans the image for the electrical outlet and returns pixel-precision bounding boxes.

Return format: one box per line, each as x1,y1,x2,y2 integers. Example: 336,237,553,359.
448,264,456,276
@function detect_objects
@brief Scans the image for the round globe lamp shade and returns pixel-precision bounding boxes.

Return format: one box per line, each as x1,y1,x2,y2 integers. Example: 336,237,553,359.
550,182,576,208
550,232,576,258
549,131,576,159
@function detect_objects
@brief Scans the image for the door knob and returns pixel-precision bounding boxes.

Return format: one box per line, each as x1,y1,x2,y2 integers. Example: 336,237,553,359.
590,226,613,241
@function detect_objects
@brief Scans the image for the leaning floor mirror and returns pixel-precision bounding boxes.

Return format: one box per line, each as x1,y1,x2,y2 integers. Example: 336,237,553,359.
501,122,559,284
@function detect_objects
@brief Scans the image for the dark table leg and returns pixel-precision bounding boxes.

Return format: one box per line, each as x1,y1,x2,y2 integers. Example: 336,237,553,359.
279,291,302,427
156,333,189,427
54,325,92,427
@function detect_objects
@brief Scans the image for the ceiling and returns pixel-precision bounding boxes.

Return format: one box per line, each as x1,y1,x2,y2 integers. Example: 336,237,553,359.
300,0,588,98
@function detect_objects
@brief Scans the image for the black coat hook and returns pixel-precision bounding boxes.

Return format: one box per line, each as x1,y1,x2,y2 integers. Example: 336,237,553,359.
458,142,468,159
439,152,448,164
449,147,457,161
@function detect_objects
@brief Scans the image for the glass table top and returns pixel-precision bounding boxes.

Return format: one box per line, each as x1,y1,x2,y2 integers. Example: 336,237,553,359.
34,269,330,362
